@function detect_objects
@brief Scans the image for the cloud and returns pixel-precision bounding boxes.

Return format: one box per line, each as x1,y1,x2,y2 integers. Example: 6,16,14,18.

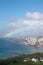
25,12,43,20
0,12,43,37
8,17,23,27
8,22,16,27
8,12,43,27
23,12,43,26
23,20,43,27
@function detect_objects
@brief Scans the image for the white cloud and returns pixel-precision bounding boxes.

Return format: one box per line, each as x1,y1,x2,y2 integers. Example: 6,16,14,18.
25,12,43,20
23,20,43,27
1,12,43,37
8,22,16,27
22,12,43,26
8,12,43,27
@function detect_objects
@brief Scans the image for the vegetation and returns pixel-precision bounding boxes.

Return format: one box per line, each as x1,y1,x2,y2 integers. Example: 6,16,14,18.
0,52,43,65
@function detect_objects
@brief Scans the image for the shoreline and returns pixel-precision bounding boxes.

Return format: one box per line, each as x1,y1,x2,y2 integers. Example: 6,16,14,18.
0,52,43,65
0,51,43,60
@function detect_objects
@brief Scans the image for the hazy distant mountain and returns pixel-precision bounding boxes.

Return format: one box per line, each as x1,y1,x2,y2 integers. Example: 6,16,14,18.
11,27,43,38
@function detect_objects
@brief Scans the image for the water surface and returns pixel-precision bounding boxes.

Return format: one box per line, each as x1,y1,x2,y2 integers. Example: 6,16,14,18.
0,38,43,59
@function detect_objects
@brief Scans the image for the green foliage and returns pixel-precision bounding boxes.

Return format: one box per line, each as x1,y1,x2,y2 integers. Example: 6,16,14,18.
0,52,43,65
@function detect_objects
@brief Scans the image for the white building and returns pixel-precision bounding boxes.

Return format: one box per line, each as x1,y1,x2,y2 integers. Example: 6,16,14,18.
31,58,38,62
40,57,43,62
24,59,27,62
23,58,30,62
40,60,43,62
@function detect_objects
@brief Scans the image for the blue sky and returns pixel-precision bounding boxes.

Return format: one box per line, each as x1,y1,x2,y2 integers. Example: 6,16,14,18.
0,0,43,37
0,0,43,18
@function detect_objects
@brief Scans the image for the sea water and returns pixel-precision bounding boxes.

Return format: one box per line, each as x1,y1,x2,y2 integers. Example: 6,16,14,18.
0,38,43,59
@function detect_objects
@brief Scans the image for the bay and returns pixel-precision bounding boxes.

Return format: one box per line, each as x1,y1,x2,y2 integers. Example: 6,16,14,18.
0,38,43,59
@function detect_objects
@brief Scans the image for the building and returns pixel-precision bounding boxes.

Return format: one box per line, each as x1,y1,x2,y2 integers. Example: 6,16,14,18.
31,58,38,62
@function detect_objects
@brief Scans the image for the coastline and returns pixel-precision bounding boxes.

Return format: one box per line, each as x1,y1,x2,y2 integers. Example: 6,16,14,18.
0,52,43,65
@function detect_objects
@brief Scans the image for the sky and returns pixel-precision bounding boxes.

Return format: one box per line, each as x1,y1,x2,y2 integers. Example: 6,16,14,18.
0,0,43,37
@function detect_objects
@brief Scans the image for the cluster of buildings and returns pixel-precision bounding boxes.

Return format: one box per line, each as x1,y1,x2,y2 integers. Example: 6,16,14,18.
25,37,43,47
23,57,43,62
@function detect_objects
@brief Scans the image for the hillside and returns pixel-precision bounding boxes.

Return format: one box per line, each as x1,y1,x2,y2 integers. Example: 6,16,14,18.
0,52,43,65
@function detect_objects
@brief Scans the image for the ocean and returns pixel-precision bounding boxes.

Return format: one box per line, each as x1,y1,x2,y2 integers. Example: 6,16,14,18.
0,38,43,59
